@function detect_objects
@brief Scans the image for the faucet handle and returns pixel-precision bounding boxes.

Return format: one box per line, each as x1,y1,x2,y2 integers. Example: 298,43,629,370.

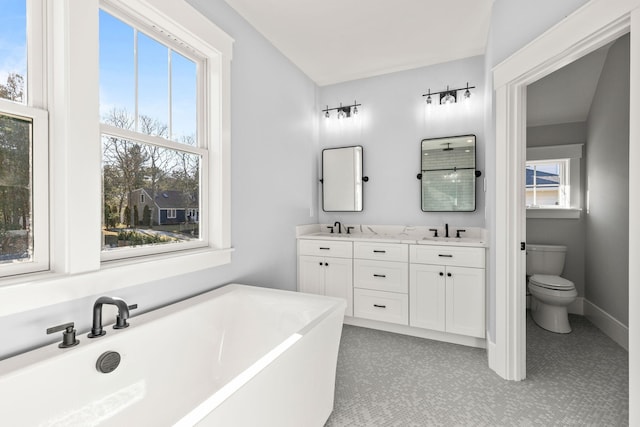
47,322,80,348
429,228,438,237
327,226,334,234
456,229,466,238
114,304,138,330
346,226,354,234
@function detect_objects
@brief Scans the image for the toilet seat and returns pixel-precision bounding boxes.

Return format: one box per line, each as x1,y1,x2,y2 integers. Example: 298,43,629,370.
529,274,575,291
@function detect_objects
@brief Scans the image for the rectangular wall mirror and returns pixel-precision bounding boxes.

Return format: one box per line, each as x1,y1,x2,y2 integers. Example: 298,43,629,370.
322,146,364,212
421,135,476,212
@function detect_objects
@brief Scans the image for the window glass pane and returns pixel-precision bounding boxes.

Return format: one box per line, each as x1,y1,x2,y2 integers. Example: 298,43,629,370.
171,51,196,145
138,33,168,137
526,161,565,207
102,135,200,251
99,10,135,124
0,0,27,103
0,113,32,263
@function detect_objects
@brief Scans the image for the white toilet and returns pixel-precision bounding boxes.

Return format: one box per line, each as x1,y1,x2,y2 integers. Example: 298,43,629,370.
526,244,577,333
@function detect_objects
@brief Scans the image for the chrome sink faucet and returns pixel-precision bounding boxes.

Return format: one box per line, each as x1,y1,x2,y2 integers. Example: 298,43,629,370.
88,296,136,338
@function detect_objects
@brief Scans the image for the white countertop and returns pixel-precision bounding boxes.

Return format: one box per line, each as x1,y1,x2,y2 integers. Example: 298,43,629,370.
296,224,488,248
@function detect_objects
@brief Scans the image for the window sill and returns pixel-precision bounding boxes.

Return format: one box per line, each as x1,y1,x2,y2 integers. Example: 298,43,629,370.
526,208,582,219
0,247,233,317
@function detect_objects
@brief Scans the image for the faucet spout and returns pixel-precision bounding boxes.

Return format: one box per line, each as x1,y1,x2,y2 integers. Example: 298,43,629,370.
334,221,342,234
88,296,131,338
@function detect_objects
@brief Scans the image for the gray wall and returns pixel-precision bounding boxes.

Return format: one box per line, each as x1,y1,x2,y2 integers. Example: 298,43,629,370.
0,0,319,359
585,35,630,326
484,0,590,341
526,122,587,297
317,56,486,228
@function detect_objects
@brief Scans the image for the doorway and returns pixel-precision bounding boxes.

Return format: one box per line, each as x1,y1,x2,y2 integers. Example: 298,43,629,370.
491,2,639,423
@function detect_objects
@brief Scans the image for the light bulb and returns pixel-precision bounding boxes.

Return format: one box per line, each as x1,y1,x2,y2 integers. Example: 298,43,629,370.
324,109,330,118
353,105,358,115
426,95,432,105
443,93,455,104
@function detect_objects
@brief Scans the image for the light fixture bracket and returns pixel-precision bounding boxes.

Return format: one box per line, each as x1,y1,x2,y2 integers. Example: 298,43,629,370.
322,100,361,118
422,83,476,105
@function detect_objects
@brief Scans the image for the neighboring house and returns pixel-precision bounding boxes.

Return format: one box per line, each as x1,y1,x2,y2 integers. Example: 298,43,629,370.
130,188,199,225
525,168,561,207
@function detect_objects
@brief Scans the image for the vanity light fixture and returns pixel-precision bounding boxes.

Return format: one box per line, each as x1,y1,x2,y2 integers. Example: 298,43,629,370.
322,100,361,119
422,82,476,105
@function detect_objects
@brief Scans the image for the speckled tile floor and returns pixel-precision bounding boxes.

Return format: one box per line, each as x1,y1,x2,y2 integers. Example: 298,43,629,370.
325,313,628,426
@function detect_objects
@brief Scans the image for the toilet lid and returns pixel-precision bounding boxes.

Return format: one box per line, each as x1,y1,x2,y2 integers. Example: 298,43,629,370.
529,274,575,290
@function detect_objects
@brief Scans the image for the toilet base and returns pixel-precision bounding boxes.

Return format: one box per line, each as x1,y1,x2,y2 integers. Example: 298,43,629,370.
531,297,572,333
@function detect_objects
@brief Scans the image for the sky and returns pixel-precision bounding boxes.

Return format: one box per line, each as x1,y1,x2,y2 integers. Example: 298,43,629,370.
0,2,196,143
0,0,27,87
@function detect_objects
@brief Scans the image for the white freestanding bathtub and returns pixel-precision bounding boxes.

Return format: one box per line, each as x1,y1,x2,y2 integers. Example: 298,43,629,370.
0,284,346,426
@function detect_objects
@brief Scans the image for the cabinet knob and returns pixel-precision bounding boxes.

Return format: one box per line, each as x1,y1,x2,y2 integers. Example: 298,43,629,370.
319,262,323,266
447,272,452,277
439,272,444,276
325,262,328,266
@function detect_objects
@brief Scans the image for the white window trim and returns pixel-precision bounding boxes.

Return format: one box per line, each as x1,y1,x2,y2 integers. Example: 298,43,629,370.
167,208,177,219
0,0,233,316
0,0,48,278
526,144,583,219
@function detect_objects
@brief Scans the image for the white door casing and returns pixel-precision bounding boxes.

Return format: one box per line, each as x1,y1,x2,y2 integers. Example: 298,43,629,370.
491,0,639,424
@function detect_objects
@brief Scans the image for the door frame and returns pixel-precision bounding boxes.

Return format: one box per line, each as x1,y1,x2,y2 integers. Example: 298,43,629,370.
491,0,639,422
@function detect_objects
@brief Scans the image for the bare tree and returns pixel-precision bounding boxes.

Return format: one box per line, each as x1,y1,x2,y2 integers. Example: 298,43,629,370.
0,73,24,102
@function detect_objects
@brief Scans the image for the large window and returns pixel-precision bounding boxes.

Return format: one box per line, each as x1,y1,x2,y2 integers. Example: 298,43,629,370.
99,8,207,260
1,0,48,277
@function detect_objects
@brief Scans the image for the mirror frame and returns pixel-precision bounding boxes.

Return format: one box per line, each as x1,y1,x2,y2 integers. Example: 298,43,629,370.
419,134,477,212
321,145,365,212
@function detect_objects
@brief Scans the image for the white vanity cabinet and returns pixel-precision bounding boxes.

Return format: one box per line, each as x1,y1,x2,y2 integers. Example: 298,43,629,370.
298,239,353,316
353,242,409,325
296,224,488,348
409,245,486,338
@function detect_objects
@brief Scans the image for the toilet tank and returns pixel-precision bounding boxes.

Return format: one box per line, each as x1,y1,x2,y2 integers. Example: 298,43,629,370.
526,244,567,275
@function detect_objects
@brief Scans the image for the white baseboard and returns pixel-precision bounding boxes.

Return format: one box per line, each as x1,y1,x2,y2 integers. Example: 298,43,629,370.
583,299,628,350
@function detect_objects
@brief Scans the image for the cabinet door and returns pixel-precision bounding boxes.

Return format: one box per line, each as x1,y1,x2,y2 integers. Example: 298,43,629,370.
324,257,353,316
409,264,445,331
445,266,485,338
299,255,325,296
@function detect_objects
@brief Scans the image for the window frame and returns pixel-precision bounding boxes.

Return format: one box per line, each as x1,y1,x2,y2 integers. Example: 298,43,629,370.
525,158,569,208
0,101,49,276
526,144,583,219
0,0,49,278
99,4,210,261
0,0,233,316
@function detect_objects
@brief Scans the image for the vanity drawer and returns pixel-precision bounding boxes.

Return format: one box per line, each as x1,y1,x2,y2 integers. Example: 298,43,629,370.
354,259,408,293
353,242,408,262
298,239,353,258
353,288,408,325
410,245,485,268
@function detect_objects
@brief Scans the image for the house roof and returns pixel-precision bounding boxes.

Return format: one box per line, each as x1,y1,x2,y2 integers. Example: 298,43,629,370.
139,189,198,209
525,169,559,187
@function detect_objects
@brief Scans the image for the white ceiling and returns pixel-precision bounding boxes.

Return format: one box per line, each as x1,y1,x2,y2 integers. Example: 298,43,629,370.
527,44,611,127
223,0,495,86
